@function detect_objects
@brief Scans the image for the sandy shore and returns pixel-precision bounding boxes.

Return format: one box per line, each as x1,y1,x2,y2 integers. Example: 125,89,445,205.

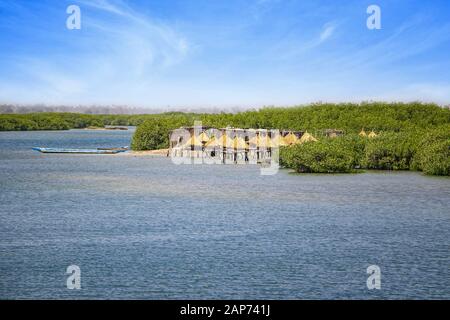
118,149,169,157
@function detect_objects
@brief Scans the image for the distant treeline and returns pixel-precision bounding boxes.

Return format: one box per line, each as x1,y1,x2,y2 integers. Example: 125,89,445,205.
0,104,148,114
1,102,449,132
0,112,198,131
0,104,240,115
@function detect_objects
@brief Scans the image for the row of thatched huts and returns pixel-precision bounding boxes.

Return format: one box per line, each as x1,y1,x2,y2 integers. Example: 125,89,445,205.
168,127,347,163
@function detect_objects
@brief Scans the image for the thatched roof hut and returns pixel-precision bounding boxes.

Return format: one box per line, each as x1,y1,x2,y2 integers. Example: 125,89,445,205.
325,129,344,138
233,136,248,150
183,135,203,148
205,136,220,148
297,131,318,144
283,132,298,145
273,135,289,147
198,131,210,143
248,134,273,148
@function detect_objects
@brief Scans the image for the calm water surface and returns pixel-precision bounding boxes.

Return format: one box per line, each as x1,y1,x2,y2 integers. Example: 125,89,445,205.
0,129,449,299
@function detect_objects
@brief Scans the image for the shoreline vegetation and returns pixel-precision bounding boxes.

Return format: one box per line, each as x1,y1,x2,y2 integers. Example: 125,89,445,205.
1,102,449,176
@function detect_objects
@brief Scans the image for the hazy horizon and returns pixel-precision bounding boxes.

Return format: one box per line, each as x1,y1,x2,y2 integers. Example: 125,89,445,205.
2,101,449,116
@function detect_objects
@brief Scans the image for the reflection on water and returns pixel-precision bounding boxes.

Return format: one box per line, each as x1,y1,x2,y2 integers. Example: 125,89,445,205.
0,130,449,299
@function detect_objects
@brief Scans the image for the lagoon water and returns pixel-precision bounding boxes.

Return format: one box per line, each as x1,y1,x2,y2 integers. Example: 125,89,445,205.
0,129,449,299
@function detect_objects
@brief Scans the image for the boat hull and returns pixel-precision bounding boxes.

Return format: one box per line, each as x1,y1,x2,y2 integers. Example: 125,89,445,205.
32,147,124,154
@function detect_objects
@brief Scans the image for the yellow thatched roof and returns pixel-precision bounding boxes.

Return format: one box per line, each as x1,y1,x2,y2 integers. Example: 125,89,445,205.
247,134,271,148
207,135,246,148
198,131,210,142
272,135,288,147
258,135,273,148
205,136,220,147
368,130,378,138
248,135,259,147
297,131,318,144
233,136,248,149
216,134,234,148
283,132,298,145
183,135,203,148
359,129,367,137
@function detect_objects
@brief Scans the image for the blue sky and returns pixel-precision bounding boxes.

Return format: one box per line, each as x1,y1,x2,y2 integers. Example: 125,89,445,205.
0,0,449,108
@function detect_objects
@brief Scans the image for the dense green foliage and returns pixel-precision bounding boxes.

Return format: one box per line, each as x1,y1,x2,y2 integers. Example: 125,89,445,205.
130,115,194,150
131,119,169,151
280,127,449,176
363,131,420,170
411,127,450,176
280,137,357,173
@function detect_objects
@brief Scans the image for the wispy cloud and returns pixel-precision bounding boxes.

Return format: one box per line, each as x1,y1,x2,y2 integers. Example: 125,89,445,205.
319,23,335,42
326,16,450,74
78,0,129,16
78,0,189,68
274,22,338,60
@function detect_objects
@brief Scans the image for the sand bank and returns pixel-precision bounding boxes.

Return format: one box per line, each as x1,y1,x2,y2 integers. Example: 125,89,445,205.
119,149,169,157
